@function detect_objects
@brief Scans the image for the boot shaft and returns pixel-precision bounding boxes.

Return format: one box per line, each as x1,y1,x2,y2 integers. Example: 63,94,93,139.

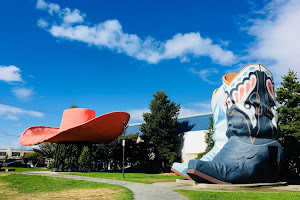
223,64,280,144
211,85,228,143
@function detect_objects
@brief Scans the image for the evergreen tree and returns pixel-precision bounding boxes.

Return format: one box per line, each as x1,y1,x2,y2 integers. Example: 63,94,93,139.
53,104,85,171
69,104,78,108
140,90,181,172
124,133,148,169
64,143,84,171
276,69,300,175
65,104,84,171
196,117,214,159
95,133,147,171
54,143,67,171
78,146,90,172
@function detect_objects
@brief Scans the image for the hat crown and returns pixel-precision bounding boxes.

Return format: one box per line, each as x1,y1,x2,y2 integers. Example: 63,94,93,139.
59,108,95,132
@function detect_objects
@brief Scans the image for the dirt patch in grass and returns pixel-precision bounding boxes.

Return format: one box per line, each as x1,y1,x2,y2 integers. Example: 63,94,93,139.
142,178,175,182
0,181,18,197
2,188,119,200
0,178,119,200
0,173,10,177
159,173,177,176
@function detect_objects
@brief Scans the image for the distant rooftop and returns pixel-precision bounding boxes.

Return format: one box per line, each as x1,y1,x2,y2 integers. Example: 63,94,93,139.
125,113,213,135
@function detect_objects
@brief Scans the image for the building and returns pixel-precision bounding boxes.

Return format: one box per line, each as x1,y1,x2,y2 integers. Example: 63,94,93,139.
125,113,213,164
0,147,34,163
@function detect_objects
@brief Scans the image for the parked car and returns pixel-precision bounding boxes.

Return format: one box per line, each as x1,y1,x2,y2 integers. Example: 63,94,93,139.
5,161,27,167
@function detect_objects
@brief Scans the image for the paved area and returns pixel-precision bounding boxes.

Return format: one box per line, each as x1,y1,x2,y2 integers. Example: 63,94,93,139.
19,171,300,199
20,171,188,200
159,179,300,193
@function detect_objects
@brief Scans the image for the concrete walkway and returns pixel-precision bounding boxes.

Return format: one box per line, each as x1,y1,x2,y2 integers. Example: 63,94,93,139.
18,171,300,199
20,171,188,200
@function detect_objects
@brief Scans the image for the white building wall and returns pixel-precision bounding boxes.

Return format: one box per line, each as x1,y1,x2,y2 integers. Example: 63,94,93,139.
181,130,207,164
0,148,34,162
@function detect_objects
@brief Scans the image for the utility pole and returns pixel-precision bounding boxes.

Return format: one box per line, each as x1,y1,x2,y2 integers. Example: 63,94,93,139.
121,121,126,178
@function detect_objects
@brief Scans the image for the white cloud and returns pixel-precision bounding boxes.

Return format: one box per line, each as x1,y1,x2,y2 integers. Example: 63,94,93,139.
63,8,85,24
0,141,21,149
10,140,23,149
189,102,212,110
246,0,300,80
0,65,23,82
127,104,212,122
6,115,19,120
0,65,37,100
179,102,212,118
0,140,37,149
127,108,149,123
189,67,220,85
37,19,48,28
36,0,47,9
36,0,236,65
179,107,203,118
0,104,44,120
11,88,35,100
164,33,236,65
37,0,60,14
219,40,230,47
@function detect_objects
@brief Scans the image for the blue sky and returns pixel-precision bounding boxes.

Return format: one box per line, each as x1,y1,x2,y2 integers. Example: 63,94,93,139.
1,0,299,149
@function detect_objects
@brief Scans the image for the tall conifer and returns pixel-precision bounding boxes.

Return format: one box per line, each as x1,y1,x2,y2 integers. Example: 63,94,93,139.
141,90,181,172
276,69,300,175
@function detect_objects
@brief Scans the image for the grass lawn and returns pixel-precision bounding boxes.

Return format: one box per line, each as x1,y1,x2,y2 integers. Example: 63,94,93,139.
0,174,133,200
68,172,181,184
175,190,300,200
1,167,50,172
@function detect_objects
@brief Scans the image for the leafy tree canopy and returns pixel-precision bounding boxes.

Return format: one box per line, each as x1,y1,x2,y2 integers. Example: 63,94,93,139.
23,152,43,166
34,142,56,159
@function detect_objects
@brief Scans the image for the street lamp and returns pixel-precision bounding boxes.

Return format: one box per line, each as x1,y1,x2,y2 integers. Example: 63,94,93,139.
121,121,126,178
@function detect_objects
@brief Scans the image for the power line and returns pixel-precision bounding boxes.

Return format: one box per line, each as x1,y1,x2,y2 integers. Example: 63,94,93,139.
1,135,20,138
16,118,60,127
0,99,62,116
0,132,20,138
0,115,60,127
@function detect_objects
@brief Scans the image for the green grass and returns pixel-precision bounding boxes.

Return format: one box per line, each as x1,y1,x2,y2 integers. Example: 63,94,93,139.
68,172,181,184
1,167,50,172
0,174,133,200
175,190,300,200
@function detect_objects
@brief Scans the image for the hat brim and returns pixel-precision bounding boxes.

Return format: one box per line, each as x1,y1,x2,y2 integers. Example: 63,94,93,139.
20,111,130,146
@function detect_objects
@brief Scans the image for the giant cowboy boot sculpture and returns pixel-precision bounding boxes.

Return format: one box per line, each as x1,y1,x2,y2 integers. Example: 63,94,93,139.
201,86,228,161
187,64,283,184
171,84,228,180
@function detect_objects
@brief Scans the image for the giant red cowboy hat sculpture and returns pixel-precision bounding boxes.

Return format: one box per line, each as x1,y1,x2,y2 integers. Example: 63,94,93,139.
20,108,130,146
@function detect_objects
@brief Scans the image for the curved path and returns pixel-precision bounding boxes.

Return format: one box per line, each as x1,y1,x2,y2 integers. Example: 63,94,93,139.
20,171,188,200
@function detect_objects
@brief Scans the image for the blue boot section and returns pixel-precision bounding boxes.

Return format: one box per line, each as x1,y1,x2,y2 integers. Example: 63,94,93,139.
188,136,283,183
187,64,283,184
172,84,228,179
